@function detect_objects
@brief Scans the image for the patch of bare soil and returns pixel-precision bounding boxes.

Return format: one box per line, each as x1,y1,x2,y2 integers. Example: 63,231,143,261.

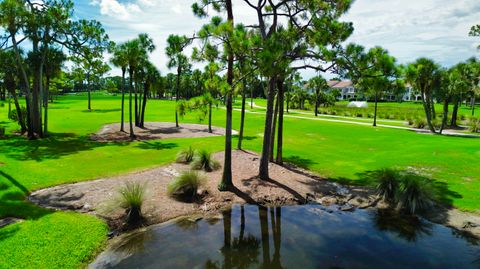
90,122,237,142
28,150,480,237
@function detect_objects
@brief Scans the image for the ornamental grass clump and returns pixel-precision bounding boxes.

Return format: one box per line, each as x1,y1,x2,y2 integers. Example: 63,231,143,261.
373,169,437,214
397,174,437,214
119,182,146,224
176,146,195,163
167,170,206,200
191,149,220,172
374,168,400,202
468,117,480,133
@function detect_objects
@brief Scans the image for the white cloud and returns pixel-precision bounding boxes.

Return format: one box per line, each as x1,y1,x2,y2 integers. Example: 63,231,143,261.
90,0,141,21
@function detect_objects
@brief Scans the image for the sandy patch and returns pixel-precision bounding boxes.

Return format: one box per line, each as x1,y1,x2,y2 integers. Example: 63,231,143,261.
91,122,237,142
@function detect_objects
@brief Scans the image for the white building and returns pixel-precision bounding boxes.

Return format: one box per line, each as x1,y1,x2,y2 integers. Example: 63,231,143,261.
327,80,359,100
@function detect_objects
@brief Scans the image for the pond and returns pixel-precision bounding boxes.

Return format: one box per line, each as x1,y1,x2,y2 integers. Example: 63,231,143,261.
91,204,480,269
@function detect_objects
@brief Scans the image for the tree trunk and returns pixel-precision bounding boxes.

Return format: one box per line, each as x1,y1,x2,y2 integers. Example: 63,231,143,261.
218,0,234,191
421,92,436,133
373,92,378,127
250,86,254,109
451,102,459,127
430,98,436,119
120,68,126,132
222,209,232,269
472,96,476,116
237,86,246,149
43,76,50,136
269,94,279,162
175,65,180,128
439,99,449,134
276,79,284,165
134,77,139,126
8,88,26,133
140,81,148,128
87,74,91,111
315,90,319,117
128,69,136,138
208,102,212,133
259,77,276,180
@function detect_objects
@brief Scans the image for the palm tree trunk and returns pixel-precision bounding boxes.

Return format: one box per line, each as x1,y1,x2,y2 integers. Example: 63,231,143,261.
269,94,279,162
222,209,232,269
129,70,136,138
87,74,91,111
373,92,378,127
259,206,270,268
238,85,247,149
219,0,234,191
276,79,284,165
431,98,436,119
175,66,180,128
472,96,476,116
208,102,212,133
439,99,449,134
259,77,276,180
421,92,436,133
9,88,26,133
134,77,139,126
140,81,148,128
250,86,254,109
120,68,126,132
451,101,459,127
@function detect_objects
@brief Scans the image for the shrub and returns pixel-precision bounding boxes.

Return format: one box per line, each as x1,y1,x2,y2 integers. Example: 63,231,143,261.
343,112,351,117
119,182,146,224
397,174,436,214
0,127,5,137
412,118,426,129
468,117,480,133
374,168,401,202
167,170,206,199
191,150,220,172
407,118,414,126
356,112,363,118
176,146,195,163
367,113,375,118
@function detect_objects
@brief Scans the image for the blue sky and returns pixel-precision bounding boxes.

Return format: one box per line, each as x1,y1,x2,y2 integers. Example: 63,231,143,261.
74,0,480,78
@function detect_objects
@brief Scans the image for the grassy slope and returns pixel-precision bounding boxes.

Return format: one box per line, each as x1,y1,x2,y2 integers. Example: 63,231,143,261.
0,93,479,268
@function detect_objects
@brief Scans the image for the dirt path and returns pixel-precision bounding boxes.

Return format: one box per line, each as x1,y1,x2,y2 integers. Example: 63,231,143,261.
28,150,480,238
91,122,238,142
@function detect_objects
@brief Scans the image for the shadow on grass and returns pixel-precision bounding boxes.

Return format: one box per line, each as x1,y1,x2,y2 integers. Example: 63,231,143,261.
232,135,258,141
81,108,121,113
135,141,178,150
283,155,317,170
0,133,129,162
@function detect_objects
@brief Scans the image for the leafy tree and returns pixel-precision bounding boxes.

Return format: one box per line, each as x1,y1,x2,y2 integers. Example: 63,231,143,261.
308,76,329,116
405,58,441,133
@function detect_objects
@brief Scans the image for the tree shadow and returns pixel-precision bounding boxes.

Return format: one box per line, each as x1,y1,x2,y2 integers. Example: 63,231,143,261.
81,109,121,113
0,133,111,162
283,155,317,170
134,141,178,150
232,135,258,141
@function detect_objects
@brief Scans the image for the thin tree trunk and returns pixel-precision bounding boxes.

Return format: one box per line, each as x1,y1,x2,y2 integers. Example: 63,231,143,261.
276,79,284,165
315,90,319,117
208,102,212,133
43,76,50,136
451,101,459,127
129,70,136,138
269,94,279,162
250,86,254,109
259,77,276,180
175,66,180,128
87,74,91,110
120,68,126,132
373,92,378,127
238,85,246,149
140,81,148,128
9,88,26,133
431,98,436,119
422,92,436,133
222,209,232,269
134,77,139,126
472,96,476,116
219,0,234,191
439,99,449,134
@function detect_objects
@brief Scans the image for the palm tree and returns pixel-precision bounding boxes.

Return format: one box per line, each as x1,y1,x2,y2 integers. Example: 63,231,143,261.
405,58,441,133
110,43,128,132
309,76,328,117
125,39,142,138
139,61,160,127
166,34,191,128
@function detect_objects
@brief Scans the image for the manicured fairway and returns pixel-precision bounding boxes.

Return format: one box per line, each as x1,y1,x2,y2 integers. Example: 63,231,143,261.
0,93,479,268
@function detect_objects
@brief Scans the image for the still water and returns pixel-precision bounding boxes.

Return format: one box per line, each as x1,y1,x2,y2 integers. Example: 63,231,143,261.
91,204,480,269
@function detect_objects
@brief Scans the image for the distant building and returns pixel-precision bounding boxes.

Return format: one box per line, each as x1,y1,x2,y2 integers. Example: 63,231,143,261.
402,84,422,101
327,80,358,100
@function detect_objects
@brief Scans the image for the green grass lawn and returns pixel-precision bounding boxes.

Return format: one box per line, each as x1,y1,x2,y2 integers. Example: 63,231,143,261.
1,92,480,268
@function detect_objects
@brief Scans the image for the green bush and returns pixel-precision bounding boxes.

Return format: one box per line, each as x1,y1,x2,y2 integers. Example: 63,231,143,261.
397,174,436,214
176,146,195,163
372,169,437,214
374,168,400,202
0,127,5,137
468,117,480,133
191,149,220,172
119,182,146,224
167,170,206,199
412,118,426,129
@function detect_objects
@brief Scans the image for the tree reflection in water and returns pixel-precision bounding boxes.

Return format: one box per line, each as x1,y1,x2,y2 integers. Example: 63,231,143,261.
374,209,433,242
206,205,283,269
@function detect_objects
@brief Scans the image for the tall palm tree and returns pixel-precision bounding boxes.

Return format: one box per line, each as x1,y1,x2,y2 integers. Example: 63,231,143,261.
125,39,142,138
110,43,128,132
